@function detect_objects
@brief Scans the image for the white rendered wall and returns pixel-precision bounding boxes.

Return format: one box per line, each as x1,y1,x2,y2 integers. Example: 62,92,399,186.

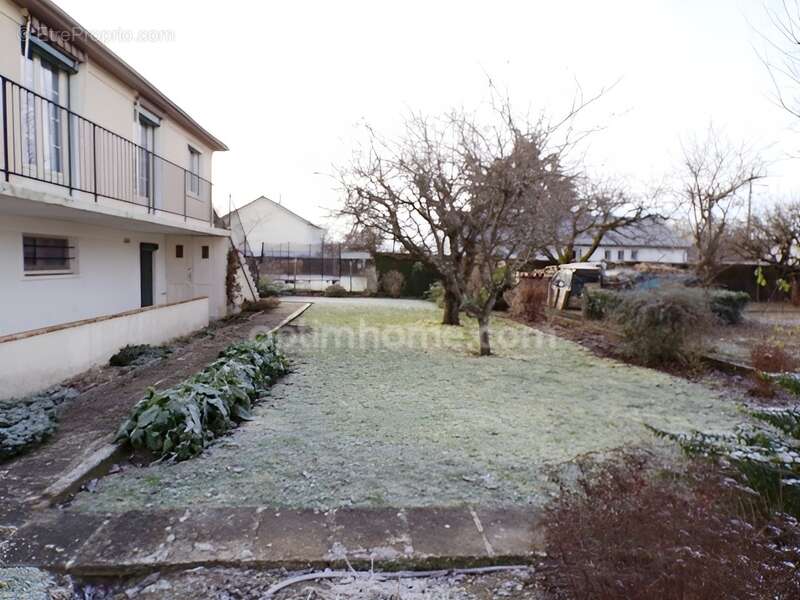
232,199,325,254
577,245,688,264
0,297,209,399
0,214,168,336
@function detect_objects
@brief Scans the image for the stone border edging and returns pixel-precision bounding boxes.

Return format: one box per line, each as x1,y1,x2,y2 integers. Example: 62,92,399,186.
33,301,313,508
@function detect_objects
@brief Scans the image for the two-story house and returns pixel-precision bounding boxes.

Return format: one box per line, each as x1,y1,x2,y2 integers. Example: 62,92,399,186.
0,0,233,398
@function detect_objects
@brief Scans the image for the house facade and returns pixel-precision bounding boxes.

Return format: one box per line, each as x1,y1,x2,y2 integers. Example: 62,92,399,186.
226,195,325,257
225,196,374,292
0,0,233,397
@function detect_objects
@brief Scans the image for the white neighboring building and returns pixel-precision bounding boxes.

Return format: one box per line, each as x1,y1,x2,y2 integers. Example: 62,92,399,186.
224,196,375,292
0,0,236,398
573,218,690,265
225,195,325,256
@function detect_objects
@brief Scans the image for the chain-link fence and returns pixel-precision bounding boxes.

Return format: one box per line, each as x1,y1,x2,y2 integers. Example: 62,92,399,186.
247,243,375,293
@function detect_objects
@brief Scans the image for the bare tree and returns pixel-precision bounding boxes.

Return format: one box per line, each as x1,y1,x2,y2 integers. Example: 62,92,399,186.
759,0,800,119
459,125,570,355
676,127,764,286
339,112,486,325
342,224,384,253
538,177,652,264
734,200,800,292
339,87,604,347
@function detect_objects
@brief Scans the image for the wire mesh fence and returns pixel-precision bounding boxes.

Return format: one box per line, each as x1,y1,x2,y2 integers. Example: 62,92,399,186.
246,243,373,292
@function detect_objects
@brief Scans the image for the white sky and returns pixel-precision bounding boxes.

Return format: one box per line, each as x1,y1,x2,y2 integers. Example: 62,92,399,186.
58,0,800,232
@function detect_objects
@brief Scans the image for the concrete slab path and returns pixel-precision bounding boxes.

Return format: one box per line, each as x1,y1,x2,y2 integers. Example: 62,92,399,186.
1,505,542,576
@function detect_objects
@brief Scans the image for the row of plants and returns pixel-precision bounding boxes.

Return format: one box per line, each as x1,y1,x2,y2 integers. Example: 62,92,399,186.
116,334,288,461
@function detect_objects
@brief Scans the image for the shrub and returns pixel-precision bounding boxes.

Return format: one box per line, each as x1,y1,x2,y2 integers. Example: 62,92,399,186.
505,279,548,322
109,344,168,367
751,342,797,374
257,277,283,298
651,404,800,518
424,281,445,307
324,283,347,297
581,288,621,320
612,287,711,366
709,290,750,324
380,270,405,298
241,297,280,312
542,454,800,599
116,334,288,461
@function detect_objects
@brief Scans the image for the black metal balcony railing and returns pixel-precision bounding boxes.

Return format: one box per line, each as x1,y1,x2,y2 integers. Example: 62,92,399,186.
0,75,215,225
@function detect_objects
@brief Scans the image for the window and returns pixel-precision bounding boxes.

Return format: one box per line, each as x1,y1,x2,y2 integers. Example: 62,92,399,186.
23,235,74,274
20,51,69,174
575,248,582,259
603,249,611,261
187,147,201,196
617,250,625,261
201,245,209,259
631,249,639,261
175,244,184,258
136,116,156,199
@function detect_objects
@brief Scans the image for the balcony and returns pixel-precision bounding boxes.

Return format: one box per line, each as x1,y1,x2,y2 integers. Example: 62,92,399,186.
0,75,218,228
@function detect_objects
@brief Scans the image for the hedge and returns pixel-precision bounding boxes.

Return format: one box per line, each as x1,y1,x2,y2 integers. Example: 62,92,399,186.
581,288,622,320
374,253,439,297
709,290,750,325
116,334,288,461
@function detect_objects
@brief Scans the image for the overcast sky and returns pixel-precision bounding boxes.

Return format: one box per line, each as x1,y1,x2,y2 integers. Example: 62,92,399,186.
59,0,800,231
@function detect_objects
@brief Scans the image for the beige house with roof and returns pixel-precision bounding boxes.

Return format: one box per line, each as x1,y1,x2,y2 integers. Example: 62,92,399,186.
0,0,244,398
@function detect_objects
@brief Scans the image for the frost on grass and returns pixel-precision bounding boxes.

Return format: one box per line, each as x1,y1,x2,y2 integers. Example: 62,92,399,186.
72,303,739,512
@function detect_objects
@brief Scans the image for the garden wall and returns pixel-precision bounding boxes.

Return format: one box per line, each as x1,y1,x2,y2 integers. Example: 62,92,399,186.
0,297,209,400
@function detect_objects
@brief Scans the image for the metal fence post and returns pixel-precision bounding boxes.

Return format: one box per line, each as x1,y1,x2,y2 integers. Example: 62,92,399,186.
1,78,8,182
92,123,98,201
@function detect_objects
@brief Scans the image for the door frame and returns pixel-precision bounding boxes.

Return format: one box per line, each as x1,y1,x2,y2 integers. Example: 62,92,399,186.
139,242,159,307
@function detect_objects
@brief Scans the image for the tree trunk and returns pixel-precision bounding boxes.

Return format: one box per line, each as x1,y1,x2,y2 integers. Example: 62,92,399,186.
442,287,461,326
478,314,491,356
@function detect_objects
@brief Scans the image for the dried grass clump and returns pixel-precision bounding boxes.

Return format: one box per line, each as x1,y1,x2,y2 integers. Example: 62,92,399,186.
541,456,800,600
504,279,548,322
751,342,798,374
241,297,280,312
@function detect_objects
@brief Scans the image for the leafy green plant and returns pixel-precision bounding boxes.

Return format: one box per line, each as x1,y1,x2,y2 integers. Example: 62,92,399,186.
773,373,800,396
324,283,347,297
650,405,800,517
116,334,288,461
709,290,750,324
109,344,168,367
581,288,622,320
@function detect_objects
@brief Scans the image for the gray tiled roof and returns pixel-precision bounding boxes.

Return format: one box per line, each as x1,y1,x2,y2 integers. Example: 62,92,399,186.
574,217,690,249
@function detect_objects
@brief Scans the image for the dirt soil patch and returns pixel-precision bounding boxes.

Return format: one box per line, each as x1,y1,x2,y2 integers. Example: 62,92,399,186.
0,302,300,524
69,301,738,514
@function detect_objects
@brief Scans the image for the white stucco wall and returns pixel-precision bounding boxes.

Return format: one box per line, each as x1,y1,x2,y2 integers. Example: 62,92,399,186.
0,214,168,336
231,198,325,255
576,245,688,264
164,235,229,319
0,214,230,336
0,297,209,399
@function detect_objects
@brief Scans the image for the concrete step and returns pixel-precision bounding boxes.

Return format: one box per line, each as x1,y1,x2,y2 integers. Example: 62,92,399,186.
1,506,543,576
